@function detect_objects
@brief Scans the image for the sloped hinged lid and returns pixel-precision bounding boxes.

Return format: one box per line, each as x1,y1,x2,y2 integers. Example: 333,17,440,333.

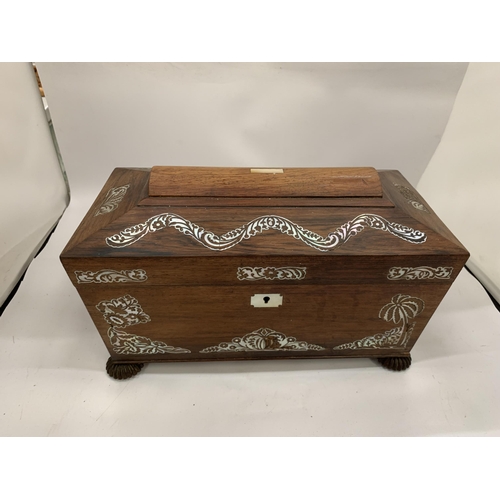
61,166,468,263
61,166,469,287
148,166,383,198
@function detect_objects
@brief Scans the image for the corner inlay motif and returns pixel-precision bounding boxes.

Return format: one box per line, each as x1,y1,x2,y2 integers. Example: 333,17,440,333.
96,294,190,355
393,183,429,212
200,327,325,353
106,213,427,251
94,184,130,216
332,294,425,350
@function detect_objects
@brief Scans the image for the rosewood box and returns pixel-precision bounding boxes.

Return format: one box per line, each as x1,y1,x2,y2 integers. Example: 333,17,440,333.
60,166,469,379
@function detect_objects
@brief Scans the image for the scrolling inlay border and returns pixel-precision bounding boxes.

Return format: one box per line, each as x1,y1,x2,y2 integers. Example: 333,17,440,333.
105,213,427,251
75,269,148,284
387,266,453,280
237,266,307,281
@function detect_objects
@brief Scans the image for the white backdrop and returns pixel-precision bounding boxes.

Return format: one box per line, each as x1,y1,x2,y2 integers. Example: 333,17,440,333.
37,62,467,191
0,63,68,307
2,62,500,438
418,62,500,303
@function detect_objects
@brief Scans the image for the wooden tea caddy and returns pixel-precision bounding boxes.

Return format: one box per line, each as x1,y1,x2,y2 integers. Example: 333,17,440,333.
60,166,469,379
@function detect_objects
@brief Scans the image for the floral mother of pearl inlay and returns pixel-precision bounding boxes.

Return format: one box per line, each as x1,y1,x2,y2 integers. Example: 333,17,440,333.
392,183,429,212
387,266,453,280
237,266,306,281
332,293,425,350
105,213,426,251
200,327,325,353
75,269,148,284
96,294,190,355
94,184,130,216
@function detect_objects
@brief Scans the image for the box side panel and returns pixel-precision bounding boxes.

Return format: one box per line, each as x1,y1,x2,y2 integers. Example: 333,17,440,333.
60,168,150,254
379,170,469,255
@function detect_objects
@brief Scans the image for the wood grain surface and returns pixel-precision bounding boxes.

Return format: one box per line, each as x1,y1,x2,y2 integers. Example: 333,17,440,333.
80,282,450,362
138,196,394,208
64,254,467,287
148,166,383,198
60,166,470,370
62,205,468,258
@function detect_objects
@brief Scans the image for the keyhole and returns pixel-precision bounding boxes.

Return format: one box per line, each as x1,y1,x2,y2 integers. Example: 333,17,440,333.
263,296,270,304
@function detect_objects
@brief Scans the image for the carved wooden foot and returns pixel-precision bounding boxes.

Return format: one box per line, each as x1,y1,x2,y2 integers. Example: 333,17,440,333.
106,358,145,380
377,354,412,371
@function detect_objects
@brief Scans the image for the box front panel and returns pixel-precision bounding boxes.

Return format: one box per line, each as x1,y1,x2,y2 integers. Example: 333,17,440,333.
79,283,450,362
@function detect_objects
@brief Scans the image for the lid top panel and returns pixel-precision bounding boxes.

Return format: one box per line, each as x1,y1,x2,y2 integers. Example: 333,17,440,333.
148,166,383,198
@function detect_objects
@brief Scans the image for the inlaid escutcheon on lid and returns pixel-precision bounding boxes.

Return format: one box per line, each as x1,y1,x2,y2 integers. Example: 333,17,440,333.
148,166,383,198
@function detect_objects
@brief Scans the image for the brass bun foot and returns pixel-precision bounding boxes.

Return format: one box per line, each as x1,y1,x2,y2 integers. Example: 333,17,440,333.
377,355,412,371
106,358,145,380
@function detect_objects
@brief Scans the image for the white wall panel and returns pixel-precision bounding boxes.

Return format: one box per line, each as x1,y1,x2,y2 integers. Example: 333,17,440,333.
0,63,68,307
36,62,467,192
418,62,500,302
